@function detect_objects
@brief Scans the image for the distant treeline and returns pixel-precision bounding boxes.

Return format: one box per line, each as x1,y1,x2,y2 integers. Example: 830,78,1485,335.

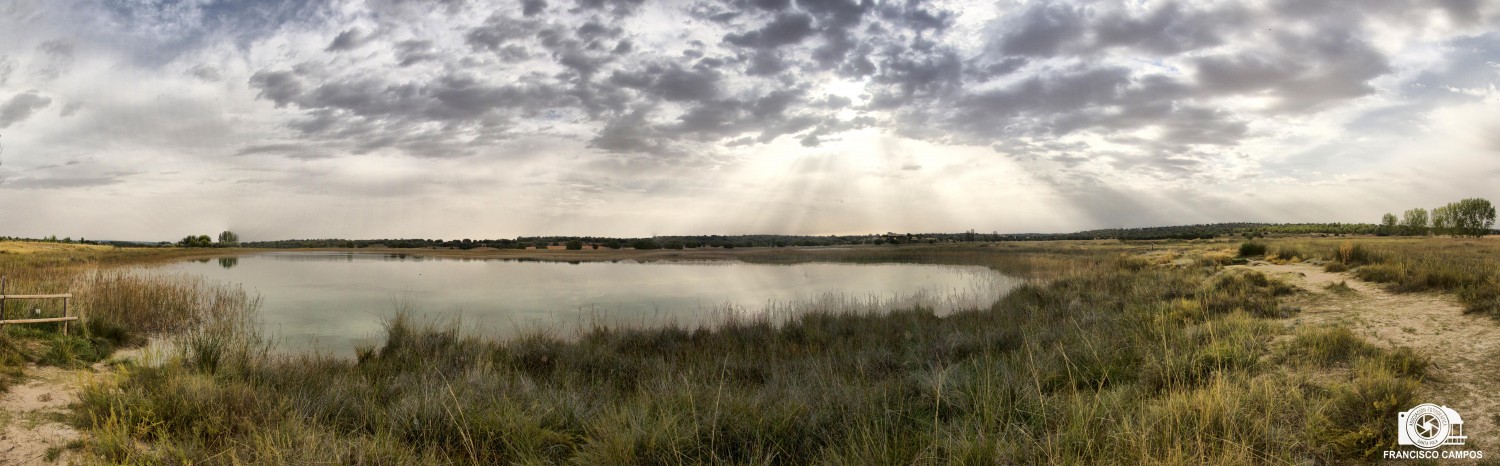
234,222,1463,250
1377,198,1496,237
12,219,1496,251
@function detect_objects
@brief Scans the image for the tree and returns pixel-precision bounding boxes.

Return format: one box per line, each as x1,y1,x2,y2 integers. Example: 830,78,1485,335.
1432,205,1455,236
1399,208,1429,236
218,230,240,247
179,235,213,248
1378,213,1397,236
565,240,583,250
1451,198,1497,237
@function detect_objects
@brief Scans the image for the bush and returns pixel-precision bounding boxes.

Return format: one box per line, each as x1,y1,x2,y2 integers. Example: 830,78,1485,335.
565,240,583,250
1237,242,1267,257
1316,365,1419,461
1268,244,1309,262
1353,264,1406,284
1282,325,1377,366
1197,269,1296,317
38,335,112,368
1334,242,1374,265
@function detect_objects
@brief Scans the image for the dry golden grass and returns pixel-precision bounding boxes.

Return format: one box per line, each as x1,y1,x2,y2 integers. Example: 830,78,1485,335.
0,242,113,255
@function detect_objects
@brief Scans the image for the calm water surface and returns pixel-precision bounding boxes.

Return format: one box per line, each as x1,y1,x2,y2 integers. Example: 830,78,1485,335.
153,253,1019,352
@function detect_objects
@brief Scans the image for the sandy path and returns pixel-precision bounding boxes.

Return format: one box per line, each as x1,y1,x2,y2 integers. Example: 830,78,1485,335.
1245,262,1500,451
0,366,88,465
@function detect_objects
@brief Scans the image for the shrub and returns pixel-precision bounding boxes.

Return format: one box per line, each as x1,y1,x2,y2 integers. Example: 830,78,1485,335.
39,335,111,368
1334,242,1374,265
1268,244,1309,262
1353,263,1405,284
1315,364,1419,461
1198,269,1296,317
1282,325,1378,366
1237,242,1267,257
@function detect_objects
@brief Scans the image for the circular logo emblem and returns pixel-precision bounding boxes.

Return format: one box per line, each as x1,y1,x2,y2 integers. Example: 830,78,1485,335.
1404,403,1450,450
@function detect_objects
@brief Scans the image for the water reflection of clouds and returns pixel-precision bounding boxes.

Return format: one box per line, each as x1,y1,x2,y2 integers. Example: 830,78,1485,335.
150,255,1019,354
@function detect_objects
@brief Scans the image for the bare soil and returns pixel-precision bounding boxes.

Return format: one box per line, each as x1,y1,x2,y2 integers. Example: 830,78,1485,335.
1247,262,1500,451
0,366,87,465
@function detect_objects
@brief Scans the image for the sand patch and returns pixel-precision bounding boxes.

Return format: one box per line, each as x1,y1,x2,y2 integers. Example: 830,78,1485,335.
1244,262,1500,451
0,366,90,465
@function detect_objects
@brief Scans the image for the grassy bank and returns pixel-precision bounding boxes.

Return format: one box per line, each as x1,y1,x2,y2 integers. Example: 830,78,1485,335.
0,243,256,389
43,241,1432,464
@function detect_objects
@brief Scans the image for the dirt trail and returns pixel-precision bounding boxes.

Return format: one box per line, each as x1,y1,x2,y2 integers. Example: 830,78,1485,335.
0,366,89,465
1246,262,1500,451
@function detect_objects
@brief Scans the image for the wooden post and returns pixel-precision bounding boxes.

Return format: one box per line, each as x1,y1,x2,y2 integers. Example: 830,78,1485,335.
1,276,6,330
62,296,68,336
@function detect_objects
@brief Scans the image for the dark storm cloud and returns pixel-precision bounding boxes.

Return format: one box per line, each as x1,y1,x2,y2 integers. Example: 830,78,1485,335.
0,90,52,128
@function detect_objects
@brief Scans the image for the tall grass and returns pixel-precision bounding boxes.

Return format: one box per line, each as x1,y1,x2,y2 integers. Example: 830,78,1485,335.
68,247,1423,464
0,243,257,389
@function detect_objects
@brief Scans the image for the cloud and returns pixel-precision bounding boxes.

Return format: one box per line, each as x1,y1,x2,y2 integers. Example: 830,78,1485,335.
724,13,815,49
3,175,127,189
0,90,52,128
31,39,73,80
3,0,1499,239
58,101,82,117
187,64,222,81
325,27,374,52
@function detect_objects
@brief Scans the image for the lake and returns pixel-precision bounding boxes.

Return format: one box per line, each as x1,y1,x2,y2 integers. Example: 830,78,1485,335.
153,253,1019,352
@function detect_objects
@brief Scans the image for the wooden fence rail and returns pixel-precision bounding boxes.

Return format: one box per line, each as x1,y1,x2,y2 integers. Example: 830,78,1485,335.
0,277,77,335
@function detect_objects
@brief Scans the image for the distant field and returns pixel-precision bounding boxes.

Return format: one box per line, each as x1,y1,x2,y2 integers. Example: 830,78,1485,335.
0,241,113,255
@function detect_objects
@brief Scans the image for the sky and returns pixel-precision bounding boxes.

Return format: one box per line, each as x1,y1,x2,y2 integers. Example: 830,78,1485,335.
0,0,1498,241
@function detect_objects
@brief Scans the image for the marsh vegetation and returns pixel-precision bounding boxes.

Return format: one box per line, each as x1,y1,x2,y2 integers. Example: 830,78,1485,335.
0,238,1493,463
